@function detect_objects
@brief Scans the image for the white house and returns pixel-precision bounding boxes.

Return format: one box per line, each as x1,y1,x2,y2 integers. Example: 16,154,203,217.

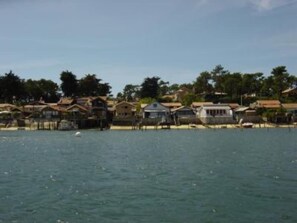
197,104,235,124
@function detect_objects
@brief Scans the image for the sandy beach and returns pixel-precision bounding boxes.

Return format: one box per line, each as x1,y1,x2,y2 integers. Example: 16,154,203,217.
109,123,297,130
1,123,296,131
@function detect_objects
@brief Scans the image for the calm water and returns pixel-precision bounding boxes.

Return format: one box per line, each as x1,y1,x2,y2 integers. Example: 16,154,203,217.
0,128,296,223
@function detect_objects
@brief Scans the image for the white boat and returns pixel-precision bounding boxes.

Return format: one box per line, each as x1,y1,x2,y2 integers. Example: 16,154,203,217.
242,122,253,128
58,120,78,130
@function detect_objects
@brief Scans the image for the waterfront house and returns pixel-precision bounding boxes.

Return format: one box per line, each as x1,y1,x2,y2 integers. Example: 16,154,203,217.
22,105,47,118
39,106,60,119
0,104,18,126
66,104,88,119
114,101,136,117
197,104,235,124
76,96,108,119
142,102,170,119
171,106,198,125
282,103,297,122
234,107,261,123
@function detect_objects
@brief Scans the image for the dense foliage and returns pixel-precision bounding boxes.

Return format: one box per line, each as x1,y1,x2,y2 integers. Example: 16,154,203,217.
0,65,296,104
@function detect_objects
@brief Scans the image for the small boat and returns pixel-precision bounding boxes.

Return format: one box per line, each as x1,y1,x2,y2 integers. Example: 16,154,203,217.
58,120,78,130
75,132,81,137
242,122,253,128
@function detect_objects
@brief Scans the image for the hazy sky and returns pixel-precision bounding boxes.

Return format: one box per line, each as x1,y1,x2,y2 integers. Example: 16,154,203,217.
0,0,296,94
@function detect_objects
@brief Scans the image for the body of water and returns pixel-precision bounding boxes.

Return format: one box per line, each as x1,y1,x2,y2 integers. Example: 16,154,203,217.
0,129,296,222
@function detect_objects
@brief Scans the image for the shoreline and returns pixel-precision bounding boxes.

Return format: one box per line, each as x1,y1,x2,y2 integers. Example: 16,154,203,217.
1,123,297,131
109,123,297,130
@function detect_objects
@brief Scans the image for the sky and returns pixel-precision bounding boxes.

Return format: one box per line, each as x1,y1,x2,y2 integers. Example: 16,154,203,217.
0,0,297,95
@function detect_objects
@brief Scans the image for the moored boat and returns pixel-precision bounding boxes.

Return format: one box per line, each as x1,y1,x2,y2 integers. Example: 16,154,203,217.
242,122,253,128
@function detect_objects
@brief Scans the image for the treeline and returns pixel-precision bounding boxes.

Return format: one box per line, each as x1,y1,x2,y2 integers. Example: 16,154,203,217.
0,65,296,105
0,71,111,104
117,65,297,105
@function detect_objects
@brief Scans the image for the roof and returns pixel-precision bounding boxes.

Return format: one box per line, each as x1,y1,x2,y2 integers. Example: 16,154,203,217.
191,102,213,107
58,98,75,105
200,104,231,110
66,104,88,112
115,101,135,108
234,107,250,112
255,100,281,108
23,105,47,112
107,100,117,107
76,96,107,106
162,94,175,99
282,87,297,94
161,102,182,108
0,103,17,111
40,105,60,112
140,103,148,109
171,106,193,112
143,102,170,112
282,103,297,109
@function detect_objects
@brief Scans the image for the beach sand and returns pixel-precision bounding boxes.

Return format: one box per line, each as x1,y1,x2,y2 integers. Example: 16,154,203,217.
109,123,297,130
1,123,296,131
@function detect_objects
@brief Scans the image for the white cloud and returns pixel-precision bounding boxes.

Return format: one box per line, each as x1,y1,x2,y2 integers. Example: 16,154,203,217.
249,0,297,11
192,0,297,13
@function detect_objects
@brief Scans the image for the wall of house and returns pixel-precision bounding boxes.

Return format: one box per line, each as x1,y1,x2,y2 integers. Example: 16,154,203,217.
198,107,235,124
116,105,134,117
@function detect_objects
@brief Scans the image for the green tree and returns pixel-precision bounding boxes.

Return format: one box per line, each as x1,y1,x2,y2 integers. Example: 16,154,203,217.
159,80,170,96
222,73,242,100
60,71,78,97
24,79,59,102
78,74,111,96
194,71,213,94
167,83,180,94
98,82,112,96
38,79,59,102
0,71,25,103
140,76,160,99
25,79,43,101
260,76,274,98
211,65,229,93
241,73,263,96
271,66,291,99
122,84,140,101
